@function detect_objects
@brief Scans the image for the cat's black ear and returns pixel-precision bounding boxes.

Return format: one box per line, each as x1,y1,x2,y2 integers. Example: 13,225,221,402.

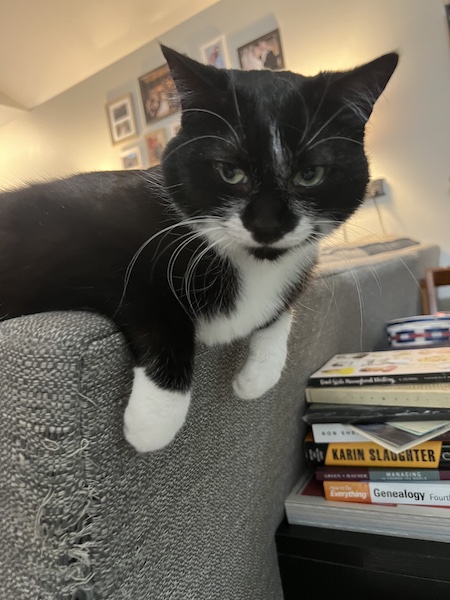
160,44,227,110
332,52,399,123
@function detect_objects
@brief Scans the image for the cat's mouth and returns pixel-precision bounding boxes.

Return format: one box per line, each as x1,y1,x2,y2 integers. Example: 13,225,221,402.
247,246,292,260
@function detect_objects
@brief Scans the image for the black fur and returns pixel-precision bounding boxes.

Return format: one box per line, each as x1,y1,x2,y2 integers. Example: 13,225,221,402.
0,46,398,395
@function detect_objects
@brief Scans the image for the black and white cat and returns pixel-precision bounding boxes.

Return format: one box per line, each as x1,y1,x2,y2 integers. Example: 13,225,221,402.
0,46,398,452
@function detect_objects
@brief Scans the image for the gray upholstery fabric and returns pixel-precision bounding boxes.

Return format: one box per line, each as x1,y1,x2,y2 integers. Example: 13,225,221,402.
0,238,440,599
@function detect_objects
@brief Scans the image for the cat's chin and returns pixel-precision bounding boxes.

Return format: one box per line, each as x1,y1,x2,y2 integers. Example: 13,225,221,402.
247,245,298,261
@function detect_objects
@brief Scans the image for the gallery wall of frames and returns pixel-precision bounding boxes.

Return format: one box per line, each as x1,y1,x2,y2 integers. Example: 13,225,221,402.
104,29,285,170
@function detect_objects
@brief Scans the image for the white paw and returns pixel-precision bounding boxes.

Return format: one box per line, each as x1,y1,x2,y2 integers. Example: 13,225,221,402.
233,312,291,400
123,367,190,453
233,359,283,400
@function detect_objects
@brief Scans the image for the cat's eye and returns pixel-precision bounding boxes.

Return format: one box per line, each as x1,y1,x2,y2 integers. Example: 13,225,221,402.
215,162,248,185
293,166,325,187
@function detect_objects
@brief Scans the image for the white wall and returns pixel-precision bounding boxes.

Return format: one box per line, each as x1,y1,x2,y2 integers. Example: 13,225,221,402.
0,0,449,262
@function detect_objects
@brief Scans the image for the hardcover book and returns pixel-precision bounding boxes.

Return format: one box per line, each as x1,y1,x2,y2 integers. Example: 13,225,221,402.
303,431,450,468
284,471,450,542
304,383,450,406
323,480,450,506
308,347,450,388
315,466,450,482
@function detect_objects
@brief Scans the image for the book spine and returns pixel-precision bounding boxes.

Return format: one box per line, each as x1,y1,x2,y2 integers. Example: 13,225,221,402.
323,480,450,506
304,386,450,407
309,373,450,388
311,423,367,443
315,466,450,482
304,438,450,468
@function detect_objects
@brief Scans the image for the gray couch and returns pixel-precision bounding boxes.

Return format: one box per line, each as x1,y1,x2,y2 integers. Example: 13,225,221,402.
0,235,439,600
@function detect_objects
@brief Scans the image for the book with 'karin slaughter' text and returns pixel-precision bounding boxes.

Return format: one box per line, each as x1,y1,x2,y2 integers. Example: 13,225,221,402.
304,432,450,468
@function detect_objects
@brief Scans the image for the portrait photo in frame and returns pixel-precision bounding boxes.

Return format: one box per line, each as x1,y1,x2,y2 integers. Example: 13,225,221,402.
200,35,230,68
138,64,181,126
120,145,144,170
238,29,285,71
145,128,168,167
105,94,137,145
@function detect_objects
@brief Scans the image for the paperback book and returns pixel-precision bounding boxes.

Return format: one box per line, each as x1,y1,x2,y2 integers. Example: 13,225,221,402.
303,403,450,424
284,471,450,542
348,420,450,453
308,347,450,388
311,422,367,443
315,466,450,482
304,431,450,468
304,382,450,406
311,420,450,451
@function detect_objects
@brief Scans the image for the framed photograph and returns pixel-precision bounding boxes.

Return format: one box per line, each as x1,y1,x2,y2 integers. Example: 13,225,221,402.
105,94,137,145
200,35,230,68
120,145,144,170
238,29,285,71
145,128,168,167
139,64,181,126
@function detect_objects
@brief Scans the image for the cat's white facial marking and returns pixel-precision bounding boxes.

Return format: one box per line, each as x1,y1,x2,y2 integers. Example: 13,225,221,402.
123,367,190,452
220,214,315,250
233,310,292,399
270,122,289,179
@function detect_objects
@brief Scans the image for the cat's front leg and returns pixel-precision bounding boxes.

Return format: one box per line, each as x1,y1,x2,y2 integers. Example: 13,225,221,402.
233,311,292,400
124,368,192,453
120,313,195,453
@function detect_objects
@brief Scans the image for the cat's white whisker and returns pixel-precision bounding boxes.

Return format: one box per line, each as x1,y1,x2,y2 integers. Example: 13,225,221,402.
182,229,226,314
302,105,347,151
180,108,242,147
166,226,224,319
116,216,221,315
163,135,237,162
183,235,228,316
311,270,337,353
307,136,363,150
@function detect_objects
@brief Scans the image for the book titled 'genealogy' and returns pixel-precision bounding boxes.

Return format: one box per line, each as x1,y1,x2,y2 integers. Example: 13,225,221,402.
284,471,450,541
304,432,450,468
308,347,450,388
323,480,450,506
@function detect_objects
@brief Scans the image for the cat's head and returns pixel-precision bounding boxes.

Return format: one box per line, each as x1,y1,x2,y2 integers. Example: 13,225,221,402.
161,45,398,260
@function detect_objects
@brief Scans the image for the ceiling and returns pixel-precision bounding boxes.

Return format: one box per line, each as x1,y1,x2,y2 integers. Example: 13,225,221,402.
0,0,218,127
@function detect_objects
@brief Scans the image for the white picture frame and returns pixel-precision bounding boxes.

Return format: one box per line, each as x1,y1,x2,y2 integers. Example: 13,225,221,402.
105,94,137,145
120,145,144,170
200,35,230,69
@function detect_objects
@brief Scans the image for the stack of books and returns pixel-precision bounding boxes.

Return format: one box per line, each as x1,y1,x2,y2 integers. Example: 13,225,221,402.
285,346,450,541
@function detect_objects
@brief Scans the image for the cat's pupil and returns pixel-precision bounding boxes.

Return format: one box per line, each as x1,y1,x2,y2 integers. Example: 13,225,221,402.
223,164,238,179
302,168,316,181
293,166,325,187
216,162,247,185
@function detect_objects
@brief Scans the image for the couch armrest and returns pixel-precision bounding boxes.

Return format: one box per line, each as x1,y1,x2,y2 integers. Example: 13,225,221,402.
0,311,130,599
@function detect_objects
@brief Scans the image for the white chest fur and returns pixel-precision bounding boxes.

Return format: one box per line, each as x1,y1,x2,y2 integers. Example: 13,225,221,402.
196,244,317,346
